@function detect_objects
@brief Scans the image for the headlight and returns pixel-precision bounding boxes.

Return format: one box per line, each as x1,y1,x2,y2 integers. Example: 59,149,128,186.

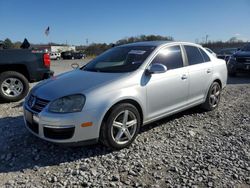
49,94,86,113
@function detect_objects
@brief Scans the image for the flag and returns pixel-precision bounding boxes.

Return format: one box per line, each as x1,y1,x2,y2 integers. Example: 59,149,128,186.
45,26,50,36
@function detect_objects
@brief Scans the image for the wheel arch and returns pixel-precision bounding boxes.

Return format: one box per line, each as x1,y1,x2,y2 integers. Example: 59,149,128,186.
101,99,144,127
0,64,30,81
213,78,222,88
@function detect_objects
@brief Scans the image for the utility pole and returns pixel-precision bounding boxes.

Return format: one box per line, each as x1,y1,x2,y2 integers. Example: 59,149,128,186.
205,34,209,44
86,38,88,46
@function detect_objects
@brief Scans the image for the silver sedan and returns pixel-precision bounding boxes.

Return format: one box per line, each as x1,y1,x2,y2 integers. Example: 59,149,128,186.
23,41,227,149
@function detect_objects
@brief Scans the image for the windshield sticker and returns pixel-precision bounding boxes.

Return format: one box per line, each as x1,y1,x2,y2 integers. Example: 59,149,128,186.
128,50,146,55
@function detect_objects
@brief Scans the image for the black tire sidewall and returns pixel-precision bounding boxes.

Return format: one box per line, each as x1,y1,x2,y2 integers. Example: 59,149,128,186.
0,71,29,102
104,103,141,150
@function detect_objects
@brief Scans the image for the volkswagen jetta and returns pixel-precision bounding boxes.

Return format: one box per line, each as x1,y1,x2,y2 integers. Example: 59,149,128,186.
23,41,227,149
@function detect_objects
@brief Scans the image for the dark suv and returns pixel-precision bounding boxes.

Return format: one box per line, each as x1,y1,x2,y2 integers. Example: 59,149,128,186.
61,51,85,60
227,43,250,76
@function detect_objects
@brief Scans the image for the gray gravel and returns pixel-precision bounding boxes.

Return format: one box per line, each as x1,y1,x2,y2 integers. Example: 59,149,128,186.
0,60,250,187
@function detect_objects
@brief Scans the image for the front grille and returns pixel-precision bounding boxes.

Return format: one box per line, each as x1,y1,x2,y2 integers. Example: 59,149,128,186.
28,95,50,113
237,57,250,63
44,127,75,140
27,121,39,134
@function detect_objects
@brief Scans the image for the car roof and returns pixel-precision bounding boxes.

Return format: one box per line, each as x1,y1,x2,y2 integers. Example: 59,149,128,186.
118,41,202,48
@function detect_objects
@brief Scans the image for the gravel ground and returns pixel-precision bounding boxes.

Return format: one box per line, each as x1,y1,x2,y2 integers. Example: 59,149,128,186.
0,60,250,187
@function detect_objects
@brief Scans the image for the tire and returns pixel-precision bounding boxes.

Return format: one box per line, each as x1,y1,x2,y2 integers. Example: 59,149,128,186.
201,82,221,111
99,103,141,150
0,71,29,102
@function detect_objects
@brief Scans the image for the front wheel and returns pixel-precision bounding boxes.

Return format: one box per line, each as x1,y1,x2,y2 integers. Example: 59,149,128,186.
0,71,29,102
201,82,221,111
100,103,141,150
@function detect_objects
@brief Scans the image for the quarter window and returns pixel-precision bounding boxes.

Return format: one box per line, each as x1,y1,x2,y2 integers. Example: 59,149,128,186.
184,46,204,65
151,46,183,70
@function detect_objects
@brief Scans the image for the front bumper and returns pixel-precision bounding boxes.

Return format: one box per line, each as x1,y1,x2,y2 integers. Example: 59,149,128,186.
227,61,250,73
23,104,100,145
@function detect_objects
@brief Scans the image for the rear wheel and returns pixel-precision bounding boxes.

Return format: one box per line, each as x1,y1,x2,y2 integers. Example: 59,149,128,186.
201,82,221,111
100,103,141,150
0,71,29,102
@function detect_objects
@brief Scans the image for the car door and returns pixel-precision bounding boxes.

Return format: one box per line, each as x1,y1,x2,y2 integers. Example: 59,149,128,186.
145,45,189,121
183,45,213,104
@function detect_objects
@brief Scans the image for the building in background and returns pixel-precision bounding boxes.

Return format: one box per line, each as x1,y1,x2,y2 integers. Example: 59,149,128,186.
31,45,76,53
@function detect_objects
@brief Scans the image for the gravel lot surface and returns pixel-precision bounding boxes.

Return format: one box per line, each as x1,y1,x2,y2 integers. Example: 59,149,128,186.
0,60,250,187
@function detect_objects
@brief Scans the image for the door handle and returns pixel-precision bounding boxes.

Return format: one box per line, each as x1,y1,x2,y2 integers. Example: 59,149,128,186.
207,69,212,73
181,74,188,80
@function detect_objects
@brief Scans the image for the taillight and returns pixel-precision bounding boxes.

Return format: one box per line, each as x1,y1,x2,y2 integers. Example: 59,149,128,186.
43,53,50,68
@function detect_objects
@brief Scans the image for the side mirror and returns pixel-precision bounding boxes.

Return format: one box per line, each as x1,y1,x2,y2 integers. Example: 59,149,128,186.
71,63,79,69
147,63,167,74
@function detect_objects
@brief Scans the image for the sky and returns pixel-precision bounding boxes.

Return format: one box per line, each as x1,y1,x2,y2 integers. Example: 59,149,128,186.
0,0,250,45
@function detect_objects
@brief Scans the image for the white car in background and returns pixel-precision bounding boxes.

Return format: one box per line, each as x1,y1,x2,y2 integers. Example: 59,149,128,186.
50,52,61,60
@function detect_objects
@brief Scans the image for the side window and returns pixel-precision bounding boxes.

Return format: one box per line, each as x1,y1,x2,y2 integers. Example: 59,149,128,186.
151,45,183,70
199,48,211,62
184,45,204,65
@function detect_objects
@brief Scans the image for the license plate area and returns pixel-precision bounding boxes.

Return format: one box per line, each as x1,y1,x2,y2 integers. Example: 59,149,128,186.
25,110,39,124
25,110,33,124
25,110,39,134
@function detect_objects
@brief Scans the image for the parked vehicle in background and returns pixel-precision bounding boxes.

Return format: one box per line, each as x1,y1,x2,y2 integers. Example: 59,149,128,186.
61,51,86,60
23,41,227,149
0,49,54,102
216,48,238,63
227,43,250,77
50,52,61,60
204,47,217,57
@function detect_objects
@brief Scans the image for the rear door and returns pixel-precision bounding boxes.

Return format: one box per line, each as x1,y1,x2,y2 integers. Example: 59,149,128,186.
183,45,213,104
145,45,189,120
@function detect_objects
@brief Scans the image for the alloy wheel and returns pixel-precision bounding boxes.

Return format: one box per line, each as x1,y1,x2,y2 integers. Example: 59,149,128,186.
209,83,220,108
1,78,23,97
111,110,138,145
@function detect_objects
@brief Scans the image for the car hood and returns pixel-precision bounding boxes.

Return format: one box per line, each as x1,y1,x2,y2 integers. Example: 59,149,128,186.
234,51,250,58
31,69,128,101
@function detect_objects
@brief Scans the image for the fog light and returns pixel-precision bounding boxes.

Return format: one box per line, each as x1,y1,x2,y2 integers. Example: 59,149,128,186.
81,122,93,127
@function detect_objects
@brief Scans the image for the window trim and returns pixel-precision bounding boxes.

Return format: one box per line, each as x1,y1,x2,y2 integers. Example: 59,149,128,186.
146,45,186,71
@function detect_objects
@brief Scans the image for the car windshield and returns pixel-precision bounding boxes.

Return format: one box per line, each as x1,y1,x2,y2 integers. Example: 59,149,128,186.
82,46,155,73
241,44,250,51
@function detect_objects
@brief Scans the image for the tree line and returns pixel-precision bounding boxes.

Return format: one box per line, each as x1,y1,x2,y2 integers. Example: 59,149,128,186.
1,35,249,55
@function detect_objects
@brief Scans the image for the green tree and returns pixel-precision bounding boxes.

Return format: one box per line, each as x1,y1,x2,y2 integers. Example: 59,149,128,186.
3,38,13,49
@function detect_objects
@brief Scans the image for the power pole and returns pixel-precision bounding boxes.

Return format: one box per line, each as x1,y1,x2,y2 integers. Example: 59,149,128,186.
86,38,88,46
205,35,209,44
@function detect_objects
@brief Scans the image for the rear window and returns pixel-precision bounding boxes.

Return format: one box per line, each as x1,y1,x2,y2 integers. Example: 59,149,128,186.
184,45,204,65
